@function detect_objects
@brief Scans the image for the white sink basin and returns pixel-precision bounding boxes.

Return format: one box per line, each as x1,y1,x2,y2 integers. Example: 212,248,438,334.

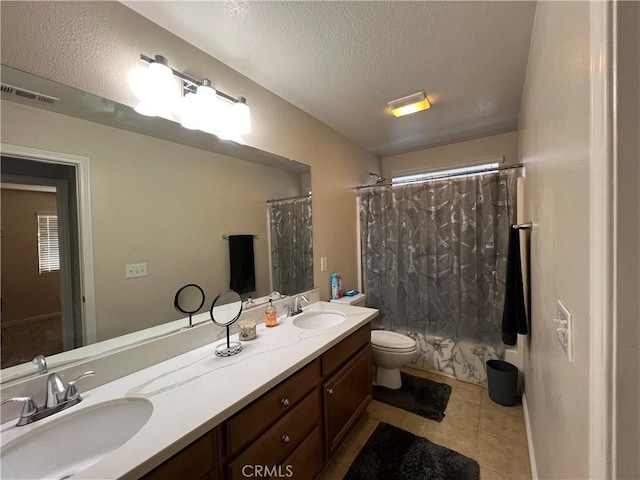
1,398,153,480
292,310,346,329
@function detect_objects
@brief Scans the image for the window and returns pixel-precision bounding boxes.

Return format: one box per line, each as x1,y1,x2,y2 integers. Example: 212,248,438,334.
37,213,60,273
392,162,501,185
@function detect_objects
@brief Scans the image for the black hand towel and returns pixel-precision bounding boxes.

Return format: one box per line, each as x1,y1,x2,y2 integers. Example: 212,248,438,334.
228,235,256,295
502,227,528,345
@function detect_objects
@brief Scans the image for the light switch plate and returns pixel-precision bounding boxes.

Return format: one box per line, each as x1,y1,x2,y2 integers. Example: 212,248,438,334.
556,300,573,362
320,257,328,272
126,263,147,279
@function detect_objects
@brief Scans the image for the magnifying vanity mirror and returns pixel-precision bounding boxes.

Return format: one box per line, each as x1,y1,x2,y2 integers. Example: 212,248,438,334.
0,64,314,382
174,284,206,329
210,291,243,357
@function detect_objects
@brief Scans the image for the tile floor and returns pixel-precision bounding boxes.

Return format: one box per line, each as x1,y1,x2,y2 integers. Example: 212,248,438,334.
317,366,532,480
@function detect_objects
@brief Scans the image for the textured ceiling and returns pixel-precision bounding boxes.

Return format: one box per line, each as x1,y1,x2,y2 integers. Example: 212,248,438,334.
123,1,536,157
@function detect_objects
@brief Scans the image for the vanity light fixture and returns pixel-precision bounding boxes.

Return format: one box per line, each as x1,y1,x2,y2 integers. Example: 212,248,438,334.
130,54,251,141
388,92,431,117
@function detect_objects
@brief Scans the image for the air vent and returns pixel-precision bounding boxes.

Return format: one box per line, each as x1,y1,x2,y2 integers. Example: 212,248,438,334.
0,82,58,105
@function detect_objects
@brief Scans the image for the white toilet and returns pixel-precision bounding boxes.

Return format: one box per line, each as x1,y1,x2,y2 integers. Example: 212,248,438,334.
330,293,417,390
370,330,417,389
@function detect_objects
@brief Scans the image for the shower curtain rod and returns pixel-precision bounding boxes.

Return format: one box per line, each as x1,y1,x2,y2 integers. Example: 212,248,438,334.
355,163,524,190
266,193,312,204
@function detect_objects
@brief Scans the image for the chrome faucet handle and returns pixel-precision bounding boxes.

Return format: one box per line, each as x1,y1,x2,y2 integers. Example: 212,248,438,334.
31,354,48,374
45,372,67,408
1,397,38,426
64,370,95,401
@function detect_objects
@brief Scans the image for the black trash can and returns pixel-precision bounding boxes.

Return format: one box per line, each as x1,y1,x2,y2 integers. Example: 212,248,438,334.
486,359,519,406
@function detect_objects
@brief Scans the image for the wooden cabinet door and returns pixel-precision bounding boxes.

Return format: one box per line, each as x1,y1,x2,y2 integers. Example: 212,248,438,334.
141,431,217,480
322,346,372,457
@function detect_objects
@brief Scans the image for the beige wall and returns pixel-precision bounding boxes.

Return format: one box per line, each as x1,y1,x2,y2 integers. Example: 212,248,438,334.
381,131,518,179
2,101,303,341
518,2,591,478
615,2,640,477
0,1,380,302
0,189,60,320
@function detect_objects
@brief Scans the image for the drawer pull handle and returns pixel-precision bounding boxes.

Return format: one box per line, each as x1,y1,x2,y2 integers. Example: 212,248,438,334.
280,397,290,407
327,388,334,395
282,434,290,444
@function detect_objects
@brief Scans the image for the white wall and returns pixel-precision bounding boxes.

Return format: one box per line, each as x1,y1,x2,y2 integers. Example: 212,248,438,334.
0,1,380,301
1,100,303,342
381,131,518,179
517,3,591,478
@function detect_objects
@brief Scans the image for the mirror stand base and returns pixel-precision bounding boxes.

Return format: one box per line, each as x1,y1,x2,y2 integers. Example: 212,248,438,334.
214,341,242,357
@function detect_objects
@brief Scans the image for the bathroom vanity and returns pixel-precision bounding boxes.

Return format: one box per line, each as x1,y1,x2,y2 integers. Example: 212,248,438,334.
143,323,371,480
0,301,376,480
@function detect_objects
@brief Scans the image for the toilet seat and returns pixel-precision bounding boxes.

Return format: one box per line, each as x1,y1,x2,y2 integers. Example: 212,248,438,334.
371,330,416,352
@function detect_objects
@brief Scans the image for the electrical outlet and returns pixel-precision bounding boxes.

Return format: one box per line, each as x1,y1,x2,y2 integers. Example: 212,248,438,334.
125,263,148,279
320,257,328,272
555,300,573,361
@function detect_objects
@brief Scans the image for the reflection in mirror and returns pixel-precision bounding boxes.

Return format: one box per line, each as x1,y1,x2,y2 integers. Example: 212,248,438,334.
174,284,205,328
268,194,313,296
210,290,243,357
0,65,313,383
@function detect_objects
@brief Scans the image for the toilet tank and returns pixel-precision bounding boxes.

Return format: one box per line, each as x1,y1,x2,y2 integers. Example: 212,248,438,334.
329,293,366,307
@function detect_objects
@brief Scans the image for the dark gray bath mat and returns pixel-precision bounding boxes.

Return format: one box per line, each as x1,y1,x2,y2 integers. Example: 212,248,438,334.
373,372,452,421
343,422,480,480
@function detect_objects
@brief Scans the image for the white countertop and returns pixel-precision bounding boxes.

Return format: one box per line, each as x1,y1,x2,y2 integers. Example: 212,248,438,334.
0,301,377,480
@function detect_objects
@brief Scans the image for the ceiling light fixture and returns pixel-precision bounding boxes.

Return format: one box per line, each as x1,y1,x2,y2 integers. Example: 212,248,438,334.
130,54,251,142
388,92,431,117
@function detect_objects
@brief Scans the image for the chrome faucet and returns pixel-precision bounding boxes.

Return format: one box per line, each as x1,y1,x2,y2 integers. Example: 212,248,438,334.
289,294,309,316
1,370,95,427
269,291,282,300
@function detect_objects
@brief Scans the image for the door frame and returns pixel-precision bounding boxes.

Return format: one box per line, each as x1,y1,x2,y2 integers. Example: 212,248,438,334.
0,143,97,345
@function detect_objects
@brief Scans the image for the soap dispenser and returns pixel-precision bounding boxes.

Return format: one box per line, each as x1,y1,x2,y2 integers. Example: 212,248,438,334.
265,300,278,327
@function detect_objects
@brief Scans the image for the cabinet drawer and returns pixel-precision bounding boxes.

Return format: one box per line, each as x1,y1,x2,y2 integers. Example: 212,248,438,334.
281,424,324,480
227,389,320,480
321,324,370,377
225,358,321,456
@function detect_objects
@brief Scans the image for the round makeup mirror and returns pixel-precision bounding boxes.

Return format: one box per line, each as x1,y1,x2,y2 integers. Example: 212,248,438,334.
174,284,205,328
210,290,243,357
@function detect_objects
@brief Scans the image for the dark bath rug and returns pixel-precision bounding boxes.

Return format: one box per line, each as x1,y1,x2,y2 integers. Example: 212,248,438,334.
343,422,480,480
373,372,452,422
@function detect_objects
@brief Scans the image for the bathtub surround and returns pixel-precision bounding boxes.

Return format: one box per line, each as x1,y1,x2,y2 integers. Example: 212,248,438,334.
360,168,519,385
343,422,480,480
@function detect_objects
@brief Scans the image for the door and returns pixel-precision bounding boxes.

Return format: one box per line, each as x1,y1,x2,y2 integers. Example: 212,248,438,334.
1,156,82,368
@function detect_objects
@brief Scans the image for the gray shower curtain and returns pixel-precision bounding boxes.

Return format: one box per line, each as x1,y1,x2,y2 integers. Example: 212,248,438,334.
359,169,518,385
268,196,313,296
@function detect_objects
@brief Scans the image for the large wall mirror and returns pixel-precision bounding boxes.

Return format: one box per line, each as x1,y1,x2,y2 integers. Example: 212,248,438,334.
0,65,313,381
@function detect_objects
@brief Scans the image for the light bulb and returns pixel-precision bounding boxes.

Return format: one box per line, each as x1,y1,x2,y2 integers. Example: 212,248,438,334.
233,99,251,136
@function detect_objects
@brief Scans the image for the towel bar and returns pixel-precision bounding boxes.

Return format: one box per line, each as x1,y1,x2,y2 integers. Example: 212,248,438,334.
221,234,259,240
512,222,532,230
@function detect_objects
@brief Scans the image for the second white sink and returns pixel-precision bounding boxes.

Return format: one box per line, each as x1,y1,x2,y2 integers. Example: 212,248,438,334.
1,397,152,480
292,310,346,329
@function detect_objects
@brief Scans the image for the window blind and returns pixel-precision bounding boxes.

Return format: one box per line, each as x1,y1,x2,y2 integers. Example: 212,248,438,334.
37,213,60,273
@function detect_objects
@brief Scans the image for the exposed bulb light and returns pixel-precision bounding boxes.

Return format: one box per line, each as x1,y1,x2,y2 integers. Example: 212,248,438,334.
388,92,431,117
232,97,251,136
133,55,180,118
180,79,220,132
132,53,252,143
